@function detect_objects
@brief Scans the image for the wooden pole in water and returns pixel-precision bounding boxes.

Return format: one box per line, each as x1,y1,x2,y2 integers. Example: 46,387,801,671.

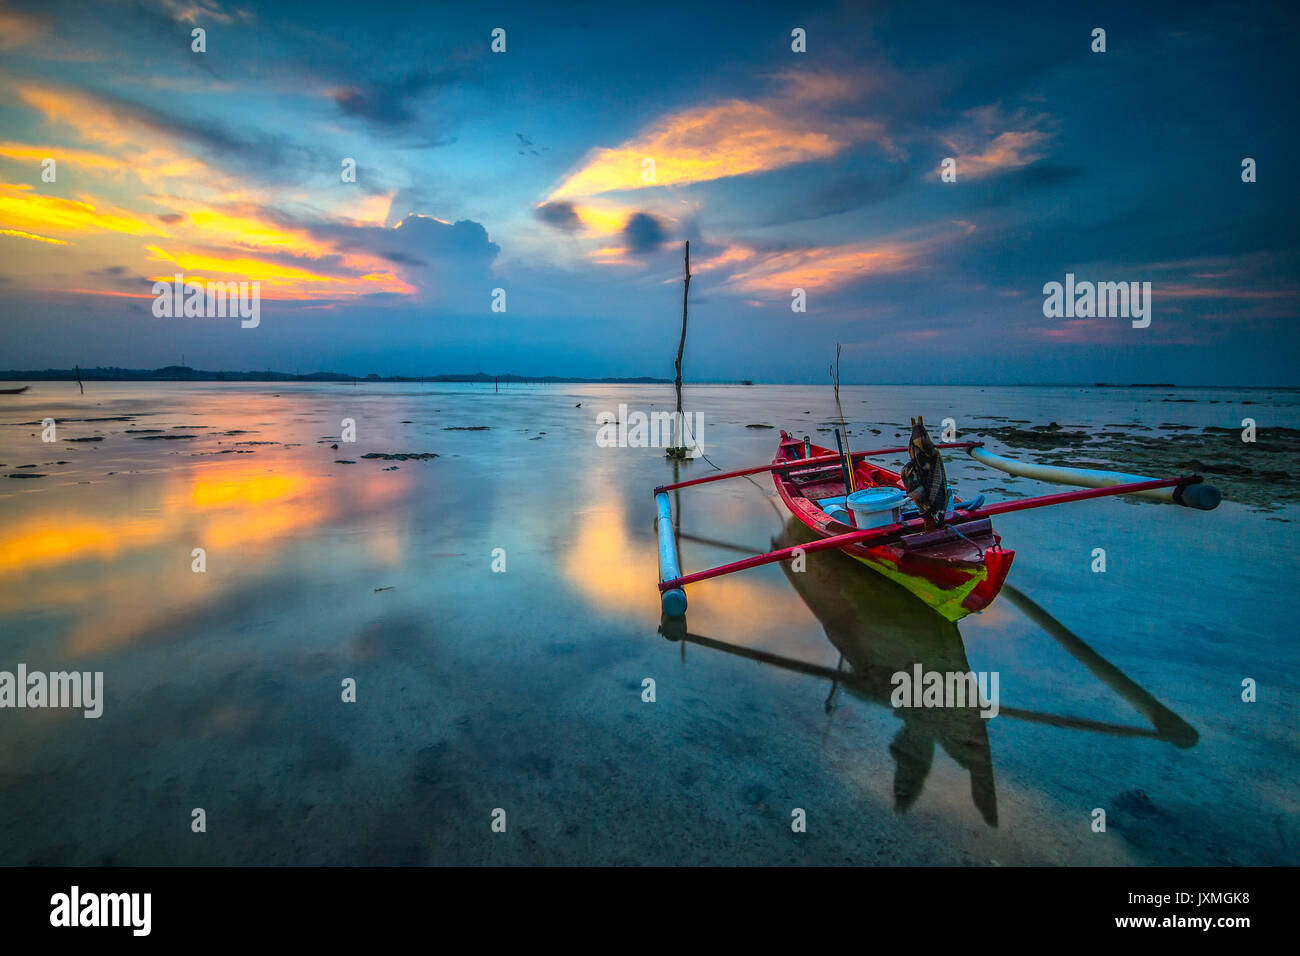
669,241,690,455
830,344,854,491
75,364,84,395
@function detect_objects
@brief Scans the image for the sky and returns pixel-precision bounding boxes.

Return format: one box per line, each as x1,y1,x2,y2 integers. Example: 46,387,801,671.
0,0,1296,385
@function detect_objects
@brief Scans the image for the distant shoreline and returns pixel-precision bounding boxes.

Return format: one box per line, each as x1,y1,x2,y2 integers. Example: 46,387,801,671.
0,368,1294,389
0,366,671,385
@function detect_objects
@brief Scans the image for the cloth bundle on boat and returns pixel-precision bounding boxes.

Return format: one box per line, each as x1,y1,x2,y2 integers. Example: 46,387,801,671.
901,416,949,529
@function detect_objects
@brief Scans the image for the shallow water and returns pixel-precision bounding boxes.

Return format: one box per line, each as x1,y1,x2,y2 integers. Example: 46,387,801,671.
0,382,1296,865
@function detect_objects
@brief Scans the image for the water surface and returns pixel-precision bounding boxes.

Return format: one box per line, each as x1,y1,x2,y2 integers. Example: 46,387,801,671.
1,382,1295,864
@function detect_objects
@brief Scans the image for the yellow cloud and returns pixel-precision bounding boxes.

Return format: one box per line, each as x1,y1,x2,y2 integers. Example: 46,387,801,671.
0,228,70,245
573,202,632,236
0,182,155,237
6,84,427,301
144,244,414,298
17,86,229,190
0,141,126,171
152,199,334,257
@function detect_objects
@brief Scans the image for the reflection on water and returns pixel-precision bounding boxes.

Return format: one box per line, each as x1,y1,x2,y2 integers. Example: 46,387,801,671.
0,382,1294,864
663,517,1198,828
0,449,413,657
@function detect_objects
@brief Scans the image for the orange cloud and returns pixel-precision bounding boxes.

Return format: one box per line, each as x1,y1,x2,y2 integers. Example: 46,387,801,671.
0,8,48,49
548,73,885,200
728,242,915,293
938,107,1052,180
724,223,975,294
945,130,1047,179
585,244,643,267
158,0,242,26
1153,283,1298,301
336,191,394,227
20,86,135,148
693,243,758,273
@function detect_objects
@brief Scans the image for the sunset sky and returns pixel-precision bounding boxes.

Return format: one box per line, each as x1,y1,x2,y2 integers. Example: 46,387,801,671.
0,0,1296,384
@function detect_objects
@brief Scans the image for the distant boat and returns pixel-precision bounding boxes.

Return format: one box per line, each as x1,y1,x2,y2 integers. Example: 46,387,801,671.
0,385,30,394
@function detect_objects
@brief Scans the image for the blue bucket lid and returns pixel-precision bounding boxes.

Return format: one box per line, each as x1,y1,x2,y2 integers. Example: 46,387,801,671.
847,487,907,508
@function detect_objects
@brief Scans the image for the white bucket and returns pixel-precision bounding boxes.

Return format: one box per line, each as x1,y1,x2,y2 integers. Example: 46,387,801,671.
846,487,907,529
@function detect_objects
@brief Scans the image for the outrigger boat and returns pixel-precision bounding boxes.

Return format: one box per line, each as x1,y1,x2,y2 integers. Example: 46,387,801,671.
770,431,1012,620
654,428,1221,621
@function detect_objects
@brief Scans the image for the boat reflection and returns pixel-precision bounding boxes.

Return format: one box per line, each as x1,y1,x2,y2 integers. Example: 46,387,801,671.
660,517,1197,827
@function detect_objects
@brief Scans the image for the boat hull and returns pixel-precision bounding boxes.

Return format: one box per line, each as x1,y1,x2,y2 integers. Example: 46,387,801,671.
772,431,1013,620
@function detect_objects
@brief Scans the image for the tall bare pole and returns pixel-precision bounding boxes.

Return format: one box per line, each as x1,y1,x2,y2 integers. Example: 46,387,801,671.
670,240,690,454
831,343,855,492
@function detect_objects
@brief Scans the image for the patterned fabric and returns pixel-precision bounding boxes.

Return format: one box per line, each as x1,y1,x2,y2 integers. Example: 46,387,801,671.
901,416,948,529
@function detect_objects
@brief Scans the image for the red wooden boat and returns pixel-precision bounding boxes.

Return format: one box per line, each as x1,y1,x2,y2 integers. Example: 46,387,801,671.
653,429,1220,622
771,431,1013,621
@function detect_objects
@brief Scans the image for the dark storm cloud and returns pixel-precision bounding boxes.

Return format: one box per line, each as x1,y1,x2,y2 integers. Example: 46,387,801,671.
1011,165,1086,187
80,265,151,291
622,212,667,254
963,164,1087,208
332,67,468,127
382,215,499,264
535,201,580,231
760,168,912,225
380,251,428,267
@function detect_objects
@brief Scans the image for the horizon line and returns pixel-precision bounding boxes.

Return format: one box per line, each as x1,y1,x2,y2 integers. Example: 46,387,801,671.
0,366,1296,390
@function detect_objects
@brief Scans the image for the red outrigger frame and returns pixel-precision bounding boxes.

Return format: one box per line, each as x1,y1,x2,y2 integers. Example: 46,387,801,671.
654,433,1215,620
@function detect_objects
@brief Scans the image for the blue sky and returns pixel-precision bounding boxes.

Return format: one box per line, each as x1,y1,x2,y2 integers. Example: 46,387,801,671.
0,0,1296,384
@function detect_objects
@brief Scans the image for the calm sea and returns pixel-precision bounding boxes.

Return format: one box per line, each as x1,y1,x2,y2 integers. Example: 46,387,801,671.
0,382,1295,864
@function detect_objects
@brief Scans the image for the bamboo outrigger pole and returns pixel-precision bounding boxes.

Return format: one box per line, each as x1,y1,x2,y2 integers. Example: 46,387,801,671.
968,446,1221,508
656,473,1216,607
